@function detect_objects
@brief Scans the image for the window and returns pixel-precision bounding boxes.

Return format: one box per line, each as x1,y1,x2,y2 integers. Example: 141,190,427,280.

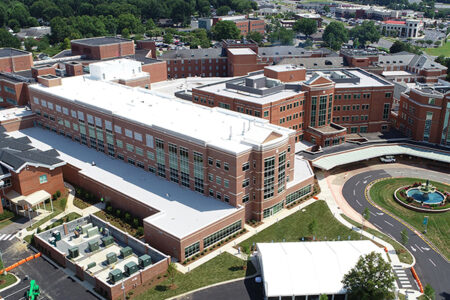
146,134,154,148
263,111,269,117
264,156,275,199
224,162,229,171
242,194,249,203
184,242,200,258
385,92,392,98
114,125,122,134
134,132,142,141
428,98,435,105
216,176,222,185
242,162,250,171
208,157,213,166
126,143,134,152
193,152,204,193
135,147,144,156
33,97,39,104
116,140,123,148
4,86,15,95
242,179,249,188
278,151,286,193
216,160,221,168
285,185,311,205
310,96,317,127
423,112,433,141
39,175,48,184
224,179,229,188
125,129,133,138
208,173,213,182
203,221,242,248
360,126,368,133
383,103,390,120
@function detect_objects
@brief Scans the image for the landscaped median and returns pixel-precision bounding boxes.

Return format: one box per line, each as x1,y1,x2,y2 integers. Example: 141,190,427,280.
0,261,18,290
369,178,450,260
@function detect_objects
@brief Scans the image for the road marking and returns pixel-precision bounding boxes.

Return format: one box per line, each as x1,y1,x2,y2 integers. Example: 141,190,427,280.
421,247,430,251
376,212,384,216
364,175,372,179
1,234,11,240
8,234,15,240
402,284,412,288
355,181,360,186
0,234,5,240
369,211,376,216
353,189,355,196
3,286,29,299
355,200,362,206
374,223,383,230
363,180,367,184
415,244,423,253
429,259,436,267
410,246,416,252
384,220,394,227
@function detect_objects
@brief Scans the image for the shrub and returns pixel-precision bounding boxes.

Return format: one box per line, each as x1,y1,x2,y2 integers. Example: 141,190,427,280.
52,193,57,200
106,205,113,214
132,218,139,229
115,209,122,218
136,226,144,237
56,190,61,198
124,212,131,223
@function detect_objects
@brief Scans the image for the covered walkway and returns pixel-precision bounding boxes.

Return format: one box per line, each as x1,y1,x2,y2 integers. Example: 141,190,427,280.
5,189,52,221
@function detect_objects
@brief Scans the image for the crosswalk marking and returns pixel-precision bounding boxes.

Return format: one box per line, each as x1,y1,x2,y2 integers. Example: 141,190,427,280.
0,233,16,241
8,234,15,240
0,234,5,240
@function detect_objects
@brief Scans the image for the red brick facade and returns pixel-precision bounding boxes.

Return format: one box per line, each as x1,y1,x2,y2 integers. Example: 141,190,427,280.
71,38,135,60
0,51,33,72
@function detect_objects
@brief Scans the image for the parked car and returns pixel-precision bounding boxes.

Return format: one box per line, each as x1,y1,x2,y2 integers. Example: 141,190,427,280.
380,156,396,163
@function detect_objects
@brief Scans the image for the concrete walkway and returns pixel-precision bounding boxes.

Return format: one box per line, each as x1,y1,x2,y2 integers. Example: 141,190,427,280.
17,183,104,239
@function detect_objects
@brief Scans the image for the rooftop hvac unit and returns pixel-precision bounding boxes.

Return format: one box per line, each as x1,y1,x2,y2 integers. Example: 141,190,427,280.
120,246,133,258
81,223,93,234
109,269,123,284
88,240,99,252
106,252,117,265
124,261,138,277
87,262,96,269
87,226,99,238
102,235,114,247
138,254,152,268
68,247,79,259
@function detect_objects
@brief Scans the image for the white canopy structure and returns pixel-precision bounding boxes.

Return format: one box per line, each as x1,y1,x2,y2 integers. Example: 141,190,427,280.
311,144,450,170
256,241,388,299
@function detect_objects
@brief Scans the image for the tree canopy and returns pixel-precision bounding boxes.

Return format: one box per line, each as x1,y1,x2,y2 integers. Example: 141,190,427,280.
293,18,317,37
0,28,21,48
342,252,395,300
212,20,240,40
246,31,263,44
389,40,422,55
323,21,349,51
350,21,380,48
269,27,294,45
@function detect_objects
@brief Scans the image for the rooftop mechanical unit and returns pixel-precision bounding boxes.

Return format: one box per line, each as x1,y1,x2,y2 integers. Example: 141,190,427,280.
120,246,132,258
52,231,61,241
87,226,99,238
68,247,79,259
102,236,114,247
109,269,122,284
88,240,99,252
81,223,93,234
138,254,152,268
124,261,138,277
106,252,117,265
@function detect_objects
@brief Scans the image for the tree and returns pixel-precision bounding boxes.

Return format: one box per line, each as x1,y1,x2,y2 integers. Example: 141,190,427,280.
389,40,407,53
246,31,263,44
212,20,240,40
164,32,174,44
342,252,395,300
24,37,38,51
400,229,409,245
323,5,330,13
217,5,231,16
308,219,317,236
269,27,294,45
293,18,317,37
323,21,349,51
121,28,130,39
434,41,441,47
8,19,21,33
424,284,435,300
0,29,21,49
350,21,380,48
167,262,177,288
319,295,328,300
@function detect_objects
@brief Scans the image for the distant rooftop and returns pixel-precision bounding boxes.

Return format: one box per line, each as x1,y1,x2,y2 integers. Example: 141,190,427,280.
0,106,34,122
0,48,31,58
278,57,344,69
228,48,256,55
71,37,133,46
159,48,223,60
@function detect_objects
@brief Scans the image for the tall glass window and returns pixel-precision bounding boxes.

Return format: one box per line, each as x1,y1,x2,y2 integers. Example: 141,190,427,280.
328,94,333,124
278,151,286,193
383,103,390,120
179,146,190,188
264,156,275,199
310,96,317,127
193,152,204,193
318,95,327,126
441,103,450,145
423,112,433,142
156,138,166,178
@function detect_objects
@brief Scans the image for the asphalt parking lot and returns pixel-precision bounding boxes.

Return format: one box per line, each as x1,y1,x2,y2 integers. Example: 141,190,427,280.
0,240,99,300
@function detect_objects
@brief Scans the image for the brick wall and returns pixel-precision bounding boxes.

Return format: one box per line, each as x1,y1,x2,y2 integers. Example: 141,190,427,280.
142,61,168,83
10,166,65,197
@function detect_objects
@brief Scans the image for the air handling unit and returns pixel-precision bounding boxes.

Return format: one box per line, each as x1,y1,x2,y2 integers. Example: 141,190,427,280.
120,246,132,258
124,261,138,276
109,269,122,284
106,252,117,265
88,240,99,252
102,236,114,247
68,247,79,259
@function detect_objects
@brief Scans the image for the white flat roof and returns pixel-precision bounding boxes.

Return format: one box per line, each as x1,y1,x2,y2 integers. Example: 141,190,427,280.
305,69,391,88
265,65,305,72
227,48,256,55
0,107,34,121
150,77,225,96
382,71,412,76
312,144,450,170
258,241,387,297
287,156,314,189
29,76,293,155
8,128,243,239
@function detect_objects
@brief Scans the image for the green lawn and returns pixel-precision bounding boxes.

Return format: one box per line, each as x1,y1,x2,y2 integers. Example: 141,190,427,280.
423,42,450,56
341,214,413,265
240,200,364,250
134,253,255,300
369,178,449,260
73,197,92,209
0,261,18,289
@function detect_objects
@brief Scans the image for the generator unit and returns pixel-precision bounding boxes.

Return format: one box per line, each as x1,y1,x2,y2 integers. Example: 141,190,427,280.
138,254,152,268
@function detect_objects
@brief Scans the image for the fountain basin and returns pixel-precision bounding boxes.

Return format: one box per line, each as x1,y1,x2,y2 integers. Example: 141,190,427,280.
406,188,445,204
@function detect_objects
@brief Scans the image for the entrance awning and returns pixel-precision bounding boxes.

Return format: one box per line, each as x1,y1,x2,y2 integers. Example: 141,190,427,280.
6,190,51,207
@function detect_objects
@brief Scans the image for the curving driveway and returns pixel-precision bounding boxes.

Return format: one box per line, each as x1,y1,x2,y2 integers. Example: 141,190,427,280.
342,168,450,300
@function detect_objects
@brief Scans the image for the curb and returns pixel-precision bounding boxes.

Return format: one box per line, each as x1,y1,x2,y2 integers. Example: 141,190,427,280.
0,274,21,293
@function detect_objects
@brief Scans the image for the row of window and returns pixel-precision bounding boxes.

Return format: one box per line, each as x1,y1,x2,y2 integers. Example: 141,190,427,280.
333,115,369,123
168,65,226,72
279,100,304,112
334,104,370,111
285,185,312,205
208,173,230,188
279,112,303,124
0,97,17,105
0,85,16,95
208,189,230,202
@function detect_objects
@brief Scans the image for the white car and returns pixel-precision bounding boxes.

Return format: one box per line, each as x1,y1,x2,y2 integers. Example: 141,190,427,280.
380,156,396,163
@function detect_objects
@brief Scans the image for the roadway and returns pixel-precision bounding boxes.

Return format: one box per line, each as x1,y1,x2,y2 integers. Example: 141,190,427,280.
342,168,450,300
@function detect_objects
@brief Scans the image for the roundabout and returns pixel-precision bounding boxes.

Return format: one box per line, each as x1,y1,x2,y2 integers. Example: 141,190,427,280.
339,166,450,300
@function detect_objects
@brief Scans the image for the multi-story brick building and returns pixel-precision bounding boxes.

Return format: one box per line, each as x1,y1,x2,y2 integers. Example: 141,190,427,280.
393,80,450,146
0,48,33,72
159,39,335,79
0,132,65,215
26,60,314,261
192,65,394,146
71,37,135,60
211,15,265,36
340,49,447,83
